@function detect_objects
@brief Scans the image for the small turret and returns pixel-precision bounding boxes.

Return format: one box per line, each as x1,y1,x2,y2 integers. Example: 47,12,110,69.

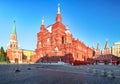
97,43,100,51
104,39,111,55
104,39,109,49
40,17,45,31
95,42,101,56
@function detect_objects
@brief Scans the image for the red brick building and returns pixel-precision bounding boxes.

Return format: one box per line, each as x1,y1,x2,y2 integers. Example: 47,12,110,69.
6,21,22,63
89,40,118,65
94,40,111,57
104,40,111,55
32,4,94,63
95,43,102,56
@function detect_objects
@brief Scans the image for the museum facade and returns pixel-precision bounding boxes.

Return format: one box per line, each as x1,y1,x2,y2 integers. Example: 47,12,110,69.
32,4,94,63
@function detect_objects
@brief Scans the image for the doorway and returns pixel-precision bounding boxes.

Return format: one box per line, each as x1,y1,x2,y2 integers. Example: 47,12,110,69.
15,58,18,64
104,60,108,65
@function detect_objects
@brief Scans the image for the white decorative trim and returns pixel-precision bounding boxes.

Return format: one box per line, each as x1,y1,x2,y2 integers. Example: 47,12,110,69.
47,25,52,33
42,16,44,25
10,40,17,42
10,60,15,63
58,3,60,14
19,61,22,64
55,47,59,51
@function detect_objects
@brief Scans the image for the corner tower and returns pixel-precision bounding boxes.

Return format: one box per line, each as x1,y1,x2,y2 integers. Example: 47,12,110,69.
52,3,66,46
6,21,22,63
95,43,102,56
8,21,18,49
104,39,111,55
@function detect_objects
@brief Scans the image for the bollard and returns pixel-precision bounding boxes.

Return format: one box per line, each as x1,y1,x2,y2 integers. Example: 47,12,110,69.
27,68,31,70
107,71,115,78
15,69,20,72
101,69,106,77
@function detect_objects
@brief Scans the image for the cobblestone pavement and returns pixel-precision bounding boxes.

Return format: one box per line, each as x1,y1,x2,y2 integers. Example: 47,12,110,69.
0,64,120,84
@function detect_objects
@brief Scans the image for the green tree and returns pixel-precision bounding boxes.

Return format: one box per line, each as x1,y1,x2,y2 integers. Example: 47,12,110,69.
0,46,8,62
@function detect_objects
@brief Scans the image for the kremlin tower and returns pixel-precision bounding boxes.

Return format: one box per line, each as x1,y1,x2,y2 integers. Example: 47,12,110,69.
95,43,102,56
104,39,111,55
32,4,94,63
6,21,22,63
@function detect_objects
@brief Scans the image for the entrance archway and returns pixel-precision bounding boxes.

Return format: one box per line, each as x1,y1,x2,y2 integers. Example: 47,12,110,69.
15,58,18,63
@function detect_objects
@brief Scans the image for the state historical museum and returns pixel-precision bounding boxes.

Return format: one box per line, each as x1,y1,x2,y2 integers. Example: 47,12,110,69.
32,4,94,64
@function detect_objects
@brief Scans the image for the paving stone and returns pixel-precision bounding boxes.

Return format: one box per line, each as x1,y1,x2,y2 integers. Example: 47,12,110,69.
0,64,120,84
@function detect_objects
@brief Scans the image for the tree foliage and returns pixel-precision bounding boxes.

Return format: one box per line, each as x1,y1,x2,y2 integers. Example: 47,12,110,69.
0,46,9,62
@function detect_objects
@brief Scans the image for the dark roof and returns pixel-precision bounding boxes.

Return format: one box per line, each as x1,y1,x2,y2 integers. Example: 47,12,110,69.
94,54,118,61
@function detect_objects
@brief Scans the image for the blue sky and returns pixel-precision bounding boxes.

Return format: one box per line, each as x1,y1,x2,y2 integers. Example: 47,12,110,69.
0,0,120,51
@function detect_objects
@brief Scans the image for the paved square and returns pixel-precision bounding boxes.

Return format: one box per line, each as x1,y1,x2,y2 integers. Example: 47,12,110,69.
0,64,120,84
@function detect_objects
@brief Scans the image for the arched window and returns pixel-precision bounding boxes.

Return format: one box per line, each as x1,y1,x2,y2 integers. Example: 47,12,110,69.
10,44,12,48
77,53,79,58
62,36,64,44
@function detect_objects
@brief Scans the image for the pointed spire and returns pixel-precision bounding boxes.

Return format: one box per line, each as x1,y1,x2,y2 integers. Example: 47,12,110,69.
40,17,45,31
56,3,62,22
42,16,44,25
105,39,109,49
12,20,17,34
97,42,100,50
57,3,60,14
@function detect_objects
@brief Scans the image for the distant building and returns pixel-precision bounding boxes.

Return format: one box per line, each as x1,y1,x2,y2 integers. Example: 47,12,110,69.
32,4,94,63
22,49,34,63
95,43,102,56
94,40,111,56
112,42,120,57
6,21,23,63
6,21,35,64
103,40,111,55
90,40,120,65
94,54,119,65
